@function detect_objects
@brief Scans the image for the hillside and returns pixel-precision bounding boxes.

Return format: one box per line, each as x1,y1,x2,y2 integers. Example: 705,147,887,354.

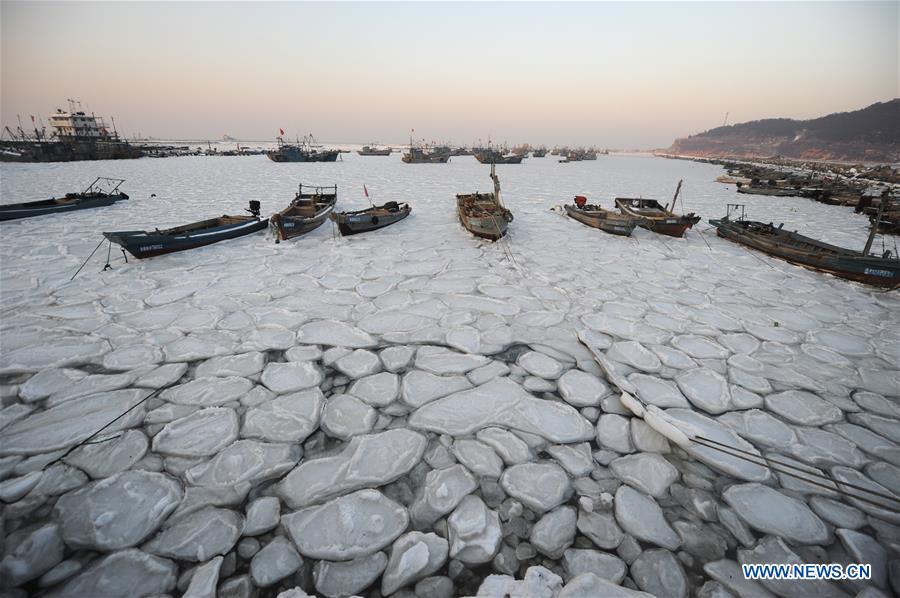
668,100,899,163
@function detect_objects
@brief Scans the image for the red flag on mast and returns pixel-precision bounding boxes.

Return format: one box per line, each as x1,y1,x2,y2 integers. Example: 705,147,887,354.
279,128,284,136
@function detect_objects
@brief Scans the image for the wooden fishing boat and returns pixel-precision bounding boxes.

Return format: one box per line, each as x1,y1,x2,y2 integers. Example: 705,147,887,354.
565,197,636,236
0,177,127,221
103,201,267,259
270,183,337,241
475,149,524,164
267,135,339,162
357,145,392,156
735,182,799,197
456,163,513,241
709,204,900,288
615,181,699,238
402,147,450,163
330,201,411,236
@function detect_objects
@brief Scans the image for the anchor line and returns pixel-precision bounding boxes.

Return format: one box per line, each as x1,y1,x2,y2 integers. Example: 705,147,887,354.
691,436,900,512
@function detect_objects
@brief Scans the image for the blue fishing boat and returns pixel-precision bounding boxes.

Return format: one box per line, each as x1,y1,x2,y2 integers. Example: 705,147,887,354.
103,201,267,259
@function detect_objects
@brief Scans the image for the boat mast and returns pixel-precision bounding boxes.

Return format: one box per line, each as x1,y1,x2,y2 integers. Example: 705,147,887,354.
863,190,889,256
490,162,503,207
666,179,683,213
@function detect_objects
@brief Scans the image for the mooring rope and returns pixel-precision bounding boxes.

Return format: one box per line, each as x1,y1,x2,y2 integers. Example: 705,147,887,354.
69,239,105,281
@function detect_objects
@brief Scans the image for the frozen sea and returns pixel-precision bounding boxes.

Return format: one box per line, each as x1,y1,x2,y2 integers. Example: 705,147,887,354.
0,152,898,596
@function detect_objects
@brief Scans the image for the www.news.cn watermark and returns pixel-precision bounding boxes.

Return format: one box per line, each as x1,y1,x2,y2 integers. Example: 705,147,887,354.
743,563,872,581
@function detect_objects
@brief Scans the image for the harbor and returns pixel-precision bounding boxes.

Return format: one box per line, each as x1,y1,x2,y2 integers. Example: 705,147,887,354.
1,1,899,596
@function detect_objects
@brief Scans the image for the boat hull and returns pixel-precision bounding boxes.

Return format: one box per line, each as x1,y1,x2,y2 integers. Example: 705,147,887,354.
266,148,339,162
565,205,635,236
332,203,411,236
709,218,900,288
615,198,699,238
0,193,129,221
456,195,513,241
103,217,267,259
270,207,334,240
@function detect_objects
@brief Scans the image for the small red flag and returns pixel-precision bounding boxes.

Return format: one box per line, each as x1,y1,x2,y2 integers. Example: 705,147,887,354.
279,128,284,136
363,185,369,198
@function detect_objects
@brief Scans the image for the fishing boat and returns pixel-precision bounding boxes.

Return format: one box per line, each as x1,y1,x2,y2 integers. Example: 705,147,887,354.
331,201,411,236
565,196,636,236
266,134,339,162
402,147,450,163
474,149,525,164
735,181,799,197
357,145,392,156
0,178,128,221
615,180,700,237
103,201,267,259
402,132,450,163
270,183,337,241
456,163,514,241
709,204,900,288
532,147,547,157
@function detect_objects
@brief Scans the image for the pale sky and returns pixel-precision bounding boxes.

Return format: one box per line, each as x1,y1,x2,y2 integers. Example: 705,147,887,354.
2,1,897,147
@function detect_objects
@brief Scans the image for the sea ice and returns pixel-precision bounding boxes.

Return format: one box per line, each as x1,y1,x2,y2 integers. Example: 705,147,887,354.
160,376,253,407
556,369,608,407
381,531,448,595
250,537,302,587
723,483,829,544
348,371,400,406
313,552,388,598
260,361,323,394
48,549,177,597
334,349,381,378
152,407,238,457
277,429,426,508
475,427,533,465
54,470,182,551
596,414,634,453
631,548,689,598
0,338,110,374
320,394,377,439
409,377,594,443
451,439,504,478
0,389,149,456
295,319,376,348
447,494,502,564
499,462,572,513
562,548,626,583
614,485,681,550
764,390,843,426
283,489,409,560
410,464,477,527
414,346,491,375
194,352,266,379
675,368,732,414
517,350,565,379
242,389,323,443
186,440,299,487
63,429,149,478
608,341,662,373
609,453,679,498
530,505,576,559
628,373,690,408
144,506,243,562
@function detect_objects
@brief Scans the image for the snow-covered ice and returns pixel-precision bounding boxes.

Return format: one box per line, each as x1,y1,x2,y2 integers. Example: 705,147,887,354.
2,153,898,596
